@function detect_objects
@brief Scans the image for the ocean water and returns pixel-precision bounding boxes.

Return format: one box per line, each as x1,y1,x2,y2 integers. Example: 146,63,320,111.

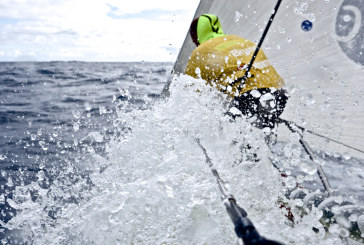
0,62,363,244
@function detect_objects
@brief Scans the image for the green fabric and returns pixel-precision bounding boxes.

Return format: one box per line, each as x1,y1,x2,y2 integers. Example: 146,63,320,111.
197,14,225,44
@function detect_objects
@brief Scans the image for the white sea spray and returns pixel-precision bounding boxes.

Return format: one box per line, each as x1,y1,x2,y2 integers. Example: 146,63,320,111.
4,75,345,244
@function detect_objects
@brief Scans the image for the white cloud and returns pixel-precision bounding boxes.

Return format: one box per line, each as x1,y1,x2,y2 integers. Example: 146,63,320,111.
0,0,199,61
14,50,22,57
105,0,197,15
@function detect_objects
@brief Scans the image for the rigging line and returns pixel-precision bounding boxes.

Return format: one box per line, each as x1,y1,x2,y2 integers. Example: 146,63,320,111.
278,120,334,196
195,138,283,245
279,118,364,154
195,138,229,197
230,0,283,92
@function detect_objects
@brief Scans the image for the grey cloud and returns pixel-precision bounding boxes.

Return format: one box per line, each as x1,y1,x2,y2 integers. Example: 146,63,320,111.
54,30,78,36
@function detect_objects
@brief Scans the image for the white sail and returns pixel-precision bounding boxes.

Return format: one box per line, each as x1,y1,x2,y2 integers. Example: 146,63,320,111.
164,0,364,159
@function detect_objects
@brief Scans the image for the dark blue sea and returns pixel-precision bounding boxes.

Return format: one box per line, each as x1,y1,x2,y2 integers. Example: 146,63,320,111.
0,62,169,243
0,62,363,244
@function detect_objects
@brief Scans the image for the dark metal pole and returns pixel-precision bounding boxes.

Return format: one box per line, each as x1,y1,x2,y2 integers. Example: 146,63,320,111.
196,138,284,245
230,0,283,92
281,120,334,196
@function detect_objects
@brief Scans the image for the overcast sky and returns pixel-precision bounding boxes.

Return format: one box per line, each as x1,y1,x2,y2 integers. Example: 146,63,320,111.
0,0,199,62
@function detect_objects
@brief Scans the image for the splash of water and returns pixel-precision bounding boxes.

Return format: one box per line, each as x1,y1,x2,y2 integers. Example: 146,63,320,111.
3,75,345,244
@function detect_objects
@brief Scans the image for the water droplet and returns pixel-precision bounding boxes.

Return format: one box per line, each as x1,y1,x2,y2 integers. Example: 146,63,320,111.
299,161,317,175
342,154,351,160
250,90,261,98
89,132,103,143
99,106,107,115
73,123,79,132
84,102,92,111
31,134,37,141
285,176,296,189
39,141,48,151
7,177,13,187
234,11,242,22
72,110,81,119
0,194,5,204
225,56,229,63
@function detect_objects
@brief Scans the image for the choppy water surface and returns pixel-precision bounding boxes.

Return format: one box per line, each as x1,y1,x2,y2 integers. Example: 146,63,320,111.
0,62,363,244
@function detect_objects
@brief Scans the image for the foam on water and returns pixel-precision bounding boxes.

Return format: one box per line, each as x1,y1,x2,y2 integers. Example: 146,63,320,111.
3,75,346,244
